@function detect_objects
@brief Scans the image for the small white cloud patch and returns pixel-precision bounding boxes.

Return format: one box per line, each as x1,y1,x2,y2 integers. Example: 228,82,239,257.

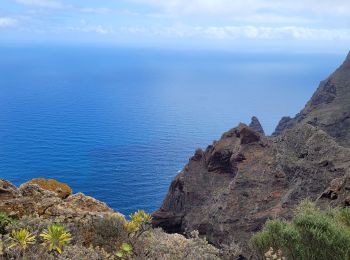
14,0,63,9
0,17,17,28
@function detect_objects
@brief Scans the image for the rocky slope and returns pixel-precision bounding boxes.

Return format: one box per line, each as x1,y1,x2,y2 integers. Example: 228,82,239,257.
273,52,350,148
0,179,240,260
153,52,350,256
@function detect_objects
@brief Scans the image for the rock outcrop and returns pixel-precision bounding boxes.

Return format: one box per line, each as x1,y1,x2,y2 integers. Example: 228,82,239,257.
272,52,350,148
24,178,72,199
154,52,350,256
249,116,265,135
0,179,113,222
153,123,350,253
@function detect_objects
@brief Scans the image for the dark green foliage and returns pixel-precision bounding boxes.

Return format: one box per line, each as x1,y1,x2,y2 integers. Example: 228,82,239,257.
0,212,14,234
250,201,350,260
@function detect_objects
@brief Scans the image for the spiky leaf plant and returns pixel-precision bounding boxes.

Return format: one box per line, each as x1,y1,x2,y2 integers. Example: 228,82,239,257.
40,224,72,254
8,229,36,251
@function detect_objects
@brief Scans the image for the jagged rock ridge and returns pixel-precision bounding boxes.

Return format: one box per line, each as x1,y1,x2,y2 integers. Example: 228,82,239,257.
153,52,350,256
273,51,350,148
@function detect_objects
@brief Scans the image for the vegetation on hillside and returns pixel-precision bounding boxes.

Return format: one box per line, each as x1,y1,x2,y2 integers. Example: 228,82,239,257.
250,200,350,260
0,210,240,259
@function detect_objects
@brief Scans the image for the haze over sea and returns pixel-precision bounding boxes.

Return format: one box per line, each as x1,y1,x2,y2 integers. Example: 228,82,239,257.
0,46,345,216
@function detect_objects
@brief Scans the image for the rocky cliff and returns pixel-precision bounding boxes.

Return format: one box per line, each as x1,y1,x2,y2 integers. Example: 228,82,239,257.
273,52,350,148
153,52,350,256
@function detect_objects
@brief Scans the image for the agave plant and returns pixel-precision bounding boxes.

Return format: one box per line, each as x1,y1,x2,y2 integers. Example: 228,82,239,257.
40,224,72,254
8,229,36,251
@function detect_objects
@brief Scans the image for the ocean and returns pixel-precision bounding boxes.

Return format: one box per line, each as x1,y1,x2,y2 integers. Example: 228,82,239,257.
0,46,345,216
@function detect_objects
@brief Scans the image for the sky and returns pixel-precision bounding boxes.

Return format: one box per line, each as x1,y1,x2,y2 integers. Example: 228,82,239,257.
1,0,350,51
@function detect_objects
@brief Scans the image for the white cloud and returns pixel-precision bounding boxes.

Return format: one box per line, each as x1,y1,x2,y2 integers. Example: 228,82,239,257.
129,0,350,15
0,17,18,27
118,25,350,41
128,0,350,24
14,0,64,9
68,25,113,35
78,7,112,14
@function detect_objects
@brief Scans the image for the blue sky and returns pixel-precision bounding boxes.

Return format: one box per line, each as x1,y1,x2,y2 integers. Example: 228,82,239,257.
1,0,350,51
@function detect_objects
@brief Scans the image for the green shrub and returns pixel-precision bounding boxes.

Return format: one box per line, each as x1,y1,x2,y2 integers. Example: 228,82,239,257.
125,210,152,238
335,207,350,227
93,214,127,251
250,201,350,260
0,212,14,234
6,215,52,236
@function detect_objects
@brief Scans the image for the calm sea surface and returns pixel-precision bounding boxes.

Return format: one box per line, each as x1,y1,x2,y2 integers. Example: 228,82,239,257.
0,46,345,215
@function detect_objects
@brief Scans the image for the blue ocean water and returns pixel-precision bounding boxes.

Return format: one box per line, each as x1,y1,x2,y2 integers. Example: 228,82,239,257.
0,46,345,216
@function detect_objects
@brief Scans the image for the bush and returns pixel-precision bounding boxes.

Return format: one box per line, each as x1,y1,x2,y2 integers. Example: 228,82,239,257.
6,215,52,236
93,214,127,251
250,201,350,260
0,213,14,234
137,228,222,260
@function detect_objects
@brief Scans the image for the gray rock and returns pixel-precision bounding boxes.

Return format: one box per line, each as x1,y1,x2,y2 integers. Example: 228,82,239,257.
249,116,265,135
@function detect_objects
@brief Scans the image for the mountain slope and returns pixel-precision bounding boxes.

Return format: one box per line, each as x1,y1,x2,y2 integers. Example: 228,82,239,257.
273,52,350,148
153,52,350,256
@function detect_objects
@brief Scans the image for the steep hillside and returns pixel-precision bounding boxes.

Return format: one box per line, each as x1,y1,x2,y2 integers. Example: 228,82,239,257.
153,53,350,256
273,52,350,148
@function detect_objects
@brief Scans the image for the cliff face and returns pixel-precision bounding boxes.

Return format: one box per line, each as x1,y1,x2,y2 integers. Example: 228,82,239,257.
153,52,350,255
273,52,350,148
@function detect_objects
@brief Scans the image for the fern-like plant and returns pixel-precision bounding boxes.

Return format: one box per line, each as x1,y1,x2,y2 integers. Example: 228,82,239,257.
40,224,72,254
8,229,36,251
